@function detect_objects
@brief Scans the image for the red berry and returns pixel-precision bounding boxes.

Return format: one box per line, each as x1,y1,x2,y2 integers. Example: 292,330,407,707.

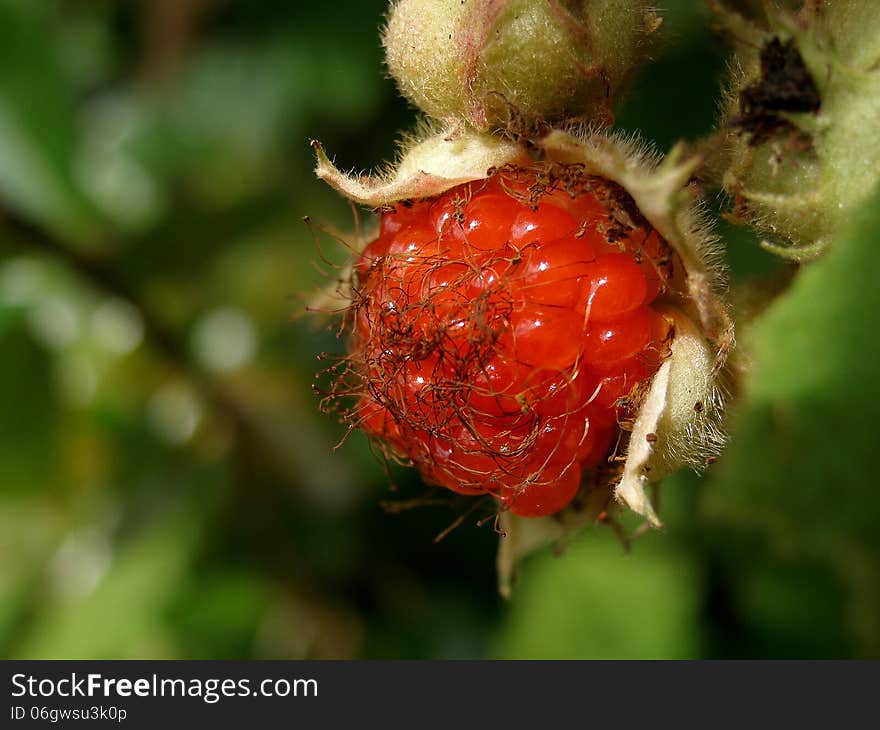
519,238,596,308
346,169,676,517
580,253,648,320
580,307,658,366
355,398,407,455
504,307,585,370
510,203,577,246
501,462,582,517
469,358,563,418
378,200,432,238
460,193,523,250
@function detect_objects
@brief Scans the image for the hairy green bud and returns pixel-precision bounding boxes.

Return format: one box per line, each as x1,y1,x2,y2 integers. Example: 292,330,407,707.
383,0,661,133
712,0,880,261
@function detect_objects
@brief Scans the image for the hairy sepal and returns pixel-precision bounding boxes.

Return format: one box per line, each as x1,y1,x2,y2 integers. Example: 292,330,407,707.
312,128,528,207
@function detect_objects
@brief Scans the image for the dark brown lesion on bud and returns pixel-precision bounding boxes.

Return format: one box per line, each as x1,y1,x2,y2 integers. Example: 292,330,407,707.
731,37,821,146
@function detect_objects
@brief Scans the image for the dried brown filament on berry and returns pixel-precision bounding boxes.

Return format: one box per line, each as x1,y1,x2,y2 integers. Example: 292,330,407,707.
323,164,679,518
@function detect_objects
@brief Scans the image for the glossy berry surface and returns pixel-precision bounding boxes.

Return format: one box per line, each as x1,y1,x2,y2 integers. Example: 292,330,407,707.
344,167,674,517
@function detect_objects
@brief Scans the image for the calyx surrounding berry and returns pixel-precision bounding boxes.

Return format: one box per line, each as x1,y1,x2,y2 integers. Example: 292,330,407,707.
315,127,732,540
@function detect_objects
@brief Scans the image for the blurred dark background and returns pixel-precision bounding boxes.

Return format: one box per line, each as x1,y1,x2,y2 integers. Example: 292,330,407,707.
0,0,873,659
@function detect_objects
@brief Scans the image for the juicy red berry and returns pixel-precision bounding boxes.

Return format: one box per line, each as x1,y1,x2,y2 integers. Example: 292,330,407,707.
580,307,659,366
460,193,525,250
580,253,648,320
501,462,582,517
520,238,596,308
511,203,577,246
505,307,586,370
346,169,675,517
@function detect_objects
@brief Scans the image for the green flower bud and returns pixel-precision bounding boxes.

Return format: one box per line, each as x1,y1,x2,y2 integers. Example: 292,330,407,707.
383,0,661,132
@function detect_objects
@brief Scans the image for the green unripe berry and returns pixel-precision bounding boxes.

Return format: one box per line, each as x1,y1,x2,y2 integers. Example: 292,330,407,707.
383,0,661,132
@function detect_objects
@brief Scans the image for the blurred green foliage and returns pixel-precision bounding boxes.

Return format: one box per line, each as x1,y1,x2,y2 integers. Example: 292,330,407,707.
0,0,875,659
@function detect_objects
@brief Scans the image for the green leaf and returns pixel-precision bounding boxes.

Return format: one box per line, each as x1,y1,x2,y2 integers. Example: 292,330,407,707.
0,497,67,647
703,184,880,654
14,508,200,659
493,531,703,659
0,327,58,492
0,2,99,241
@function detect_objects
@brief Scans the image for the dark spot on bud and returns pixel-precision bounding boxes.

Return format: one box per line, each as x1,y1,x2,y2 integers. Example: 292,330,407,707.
646,432,658,445
733,37,821,146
